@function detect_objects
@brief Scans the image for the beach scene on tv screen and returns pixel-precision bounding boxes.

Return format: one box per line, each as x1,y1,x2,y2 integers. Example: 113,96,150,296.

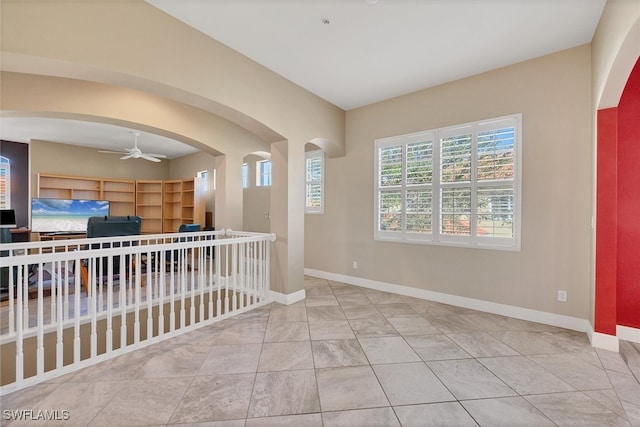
32,199,110,232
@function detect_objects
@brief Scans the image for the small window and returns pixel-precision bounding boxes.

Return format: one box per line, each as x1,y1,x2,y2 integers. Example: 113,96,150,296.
242,163,249,188
197,170,208,191
305,150,324,214
257,160,271,187
0,156,10,209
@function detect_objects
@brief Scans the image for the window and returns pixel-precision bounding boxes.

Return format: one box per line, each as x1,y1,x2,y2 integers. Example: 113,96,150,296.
242,163,248,188
0,156,10,209
374,114,521,250
257,160,271,187
305,150,324,214
197,170,208,191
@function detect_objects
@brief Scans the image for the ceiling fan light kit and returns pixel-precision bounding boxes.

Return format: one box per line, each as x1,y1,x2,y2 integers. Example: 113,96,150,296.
98,132,167,162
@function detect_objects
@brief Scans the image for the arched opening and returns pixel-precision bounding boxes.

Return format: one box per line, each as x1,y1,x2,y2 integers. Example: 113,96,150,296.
595,17,640,344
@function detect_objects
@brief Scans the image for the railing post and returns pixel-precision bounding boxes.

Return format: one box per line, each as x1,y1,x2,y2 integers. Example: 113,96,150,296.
15,264,24,386
189,247,196,326
37,262,44,377
169,245,176,333
73,259,81,365
56,262,63,371
8,263,14,334
146,248,153,342
158,247,165,338
106,255,114,355
134,252,141,345
119,254,127,351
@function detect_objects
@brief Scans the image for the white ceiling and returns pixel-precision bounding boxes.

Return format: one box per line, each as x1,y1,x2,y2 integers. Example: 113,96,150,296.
0,117,198,159
149,0,606,110
1,0,606,156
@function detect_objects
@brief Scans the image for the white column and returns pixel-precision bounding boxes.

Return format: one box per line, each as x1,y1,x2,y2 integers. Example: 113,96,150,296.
215,152,244,231
270,140,305,297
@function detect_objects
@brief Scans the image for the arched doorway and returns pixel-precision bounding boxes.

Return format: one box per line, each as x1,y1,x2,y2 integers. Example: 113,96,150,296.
594,18,640,347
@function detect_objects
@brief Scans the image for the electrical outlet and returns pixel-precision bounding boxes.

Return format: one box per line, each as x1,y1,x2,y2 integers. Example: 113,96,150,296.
557,290,568,302
352,261,358,270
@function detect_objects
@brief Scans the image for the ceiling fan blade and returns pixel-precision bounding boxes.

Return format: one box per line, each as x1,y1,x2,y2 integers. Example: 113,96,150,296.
140,154,161,162
99,150,126,154
120,155,133,160
144,153,167,158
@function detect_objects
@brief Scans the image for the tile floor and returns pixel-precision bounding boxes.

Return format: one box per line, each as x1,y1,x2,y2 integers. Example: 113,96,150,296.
2,276,640,426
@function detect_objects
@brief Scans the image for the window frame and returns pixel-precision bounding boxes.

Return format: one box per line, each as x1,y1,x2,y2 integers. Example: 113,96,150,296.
242,163,249,189
374,114,522,251
256,160,272,187
305,150,324,214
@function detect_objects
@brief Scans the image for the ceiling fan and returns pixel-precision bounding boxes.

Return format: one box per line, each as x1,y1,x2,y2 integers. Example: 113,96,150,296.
98,132,167,162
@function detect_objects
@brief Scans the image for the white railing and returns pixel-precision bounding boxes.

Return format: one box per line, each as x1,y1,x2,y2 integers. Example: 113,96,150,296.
0,229,275,395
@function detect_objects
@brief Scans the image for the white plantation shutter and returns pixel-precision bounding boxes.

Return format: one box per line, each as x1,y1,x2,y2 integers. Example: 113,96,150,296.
379,145,403,187
477,186,514,238
475,123,517,239
440,187,472,236
374,114,521,250
379,190,402,232
406,189,432,233
477,126,515,181
440,132,472,183
406,141,433,185
406,140,433,234
305,150,324,213
375,132,434,240
439,128,472,238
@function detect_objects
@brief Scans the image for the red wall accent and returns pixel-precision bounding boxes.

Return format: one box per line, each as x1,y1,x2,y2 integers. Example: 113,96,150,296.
617,58,640,329
595,107,618,335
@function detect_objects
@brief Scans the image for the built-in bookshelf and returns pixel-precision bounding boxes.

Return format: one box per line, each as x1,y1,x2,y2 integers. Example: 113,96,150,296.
135,180,163,234
101,179,136,216
162,177,205,232
38,174,136,216
37,174,205,234
162,179,183,233
38,174,102,200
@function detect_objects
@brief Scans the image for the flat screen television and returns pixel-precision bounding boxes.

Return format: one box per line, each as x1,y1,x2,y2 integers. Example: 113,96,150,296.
31,198,110,233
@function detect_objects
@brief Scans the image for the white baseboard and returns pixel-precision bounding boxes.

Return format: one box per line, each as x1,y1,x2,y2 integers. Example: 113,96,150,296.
270,289,306,306
617,325,640,344
305,268,591,333
590,330,620,352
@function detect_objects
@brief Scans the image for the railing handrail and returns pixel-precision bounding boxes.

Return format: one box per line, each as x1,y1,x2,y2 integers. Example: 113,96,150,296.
0,229,227,252
0,229,274,268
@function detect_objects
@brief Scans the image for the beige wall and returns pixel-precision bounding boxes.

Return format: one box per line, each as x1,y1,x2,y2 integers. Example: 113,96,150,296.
306,45,593,319
243,154,271,233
